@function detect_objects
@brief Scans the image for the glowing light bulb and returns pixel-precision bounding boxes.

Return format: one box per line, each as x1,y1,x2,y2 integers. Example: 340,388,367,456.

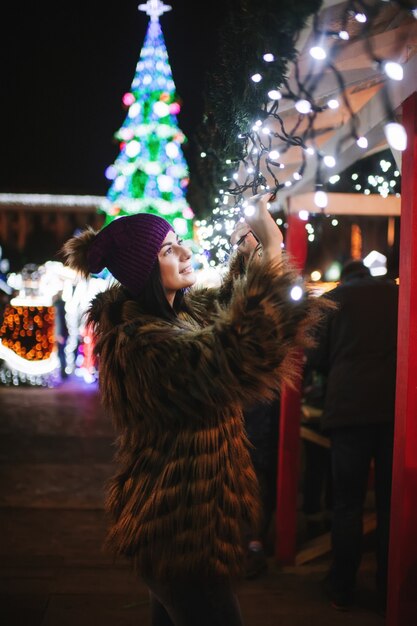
268,89,282,100
293,172,302,181
314,190,328,208
157,175,174,192
295,99,312,114
165,142,179,158
329,175,340,184
268,150,280,160
251,73,262,83
305,146,315,156
114,175,125,191
384,122,407,151
122,92,135,106
323,155,336,168
263,53,274,62
128,103,141,118
105,165,117,181
311,271,322,282
290,285,303,301
299,210,309,221
355,12,367,23
357,136,368,149
125,140,141,158
327,99,339,109
339,30,349,40
183,206,194,219
383,61,403,81
200,152,207,158
244,205,256,217
153,101,170,117
309,46,326,60
170,102,181,115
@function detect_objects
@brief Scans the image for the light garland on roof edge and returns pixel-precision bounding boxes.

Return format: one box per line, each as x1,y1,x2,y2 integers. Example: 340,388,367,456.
197,0,413,265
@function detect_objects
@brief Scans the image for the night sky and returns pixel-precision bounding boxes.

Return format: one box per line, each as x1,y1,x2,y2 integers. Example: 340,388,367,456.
3,1,225,197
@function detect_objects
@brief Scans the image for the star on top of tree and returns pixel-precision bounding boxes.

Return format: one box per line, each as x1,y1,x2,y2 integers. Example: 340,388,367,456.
138,0,172,22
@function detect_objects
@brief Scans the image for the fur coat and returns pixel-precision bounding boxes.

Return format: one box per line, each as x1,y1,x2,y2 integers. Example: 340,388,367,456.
87,254,326,581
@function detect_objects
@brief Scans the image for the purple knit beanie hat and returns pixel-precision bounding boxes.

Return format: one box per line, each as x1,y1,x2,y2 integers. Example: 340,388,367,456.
87,214,173,296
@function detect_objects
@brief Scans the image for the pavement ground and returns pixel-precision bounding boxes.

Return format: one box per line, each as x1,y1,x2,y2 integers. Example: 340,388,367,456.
0,378,385,626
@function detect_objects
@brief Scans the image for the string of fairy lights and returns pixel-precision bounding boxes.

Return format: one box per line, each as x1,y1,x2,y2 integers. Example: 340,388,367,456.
196,0,415,267
328,151,401,199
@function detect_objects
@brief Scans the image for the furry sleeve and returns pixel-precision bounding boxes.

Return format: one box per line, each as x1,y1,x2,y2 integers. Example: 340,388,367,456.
184,253,246,318
109,259,330,424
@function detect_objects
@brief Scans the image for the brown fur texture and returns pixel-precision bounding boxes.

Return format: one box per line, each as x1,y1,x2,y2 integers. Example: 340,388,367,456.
61,227,98,278
87,255,330,582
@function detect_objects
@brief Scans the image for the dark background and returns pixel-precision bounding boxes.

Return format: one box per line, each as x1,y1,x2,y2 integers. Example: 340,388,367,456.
3,0,225,196
2,2,401,276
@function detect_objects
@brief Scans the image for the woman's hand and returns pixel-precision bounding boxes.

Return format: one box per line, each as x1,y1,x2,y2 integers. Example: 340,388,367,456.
230,221,259,261
243,193,282,263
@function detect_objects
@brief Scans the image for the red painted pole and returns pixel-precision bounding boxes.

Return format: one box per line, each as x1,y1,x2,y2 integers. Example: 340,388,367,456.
275,212,307,563
387,92,417,625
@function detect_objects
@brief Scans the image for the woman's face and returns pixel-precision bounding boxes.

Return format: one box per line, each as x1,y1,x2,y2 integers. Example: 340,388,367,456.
158,231,196,304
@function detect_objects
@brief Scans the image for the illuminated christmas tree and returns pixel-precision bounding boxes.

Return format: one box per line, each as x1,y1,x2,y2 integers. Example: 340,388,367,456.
101,0,194,239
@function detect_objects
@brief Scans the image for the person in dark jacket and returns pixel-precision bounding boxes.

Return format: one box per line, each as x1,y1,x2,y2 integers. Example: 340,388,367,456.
62,198,326,626
300,367,332,539
306,259,398,612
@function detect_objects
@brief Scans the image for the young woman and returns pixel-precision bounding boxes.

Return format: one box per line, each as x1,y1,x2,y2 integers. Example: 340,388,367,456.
62,196,325,625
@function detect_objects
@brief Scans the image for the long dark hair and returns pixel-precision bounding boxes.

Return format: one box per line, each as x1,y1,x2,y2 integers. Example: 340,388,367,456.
135,260,187,322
